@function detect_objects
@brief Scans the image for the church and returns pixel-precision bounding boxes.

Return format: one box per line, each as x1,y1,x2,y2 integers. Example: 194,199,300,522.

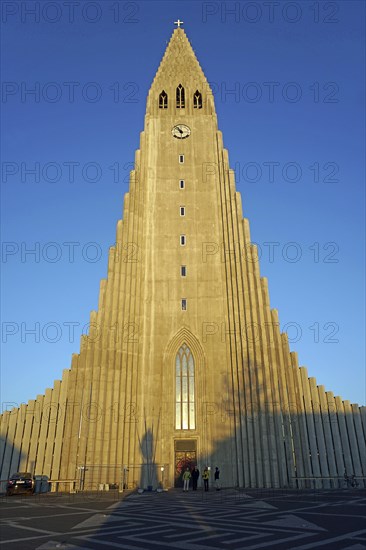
1,25,365,491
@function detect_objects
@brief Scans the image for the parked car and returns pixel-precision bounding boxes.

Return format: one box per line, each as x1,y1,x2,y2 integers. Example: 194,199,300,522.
6,472,35,496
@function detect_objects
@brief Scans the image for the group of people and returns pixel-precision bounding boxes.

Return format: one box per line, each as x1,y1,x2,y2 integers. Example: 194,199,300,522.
182,466,220,492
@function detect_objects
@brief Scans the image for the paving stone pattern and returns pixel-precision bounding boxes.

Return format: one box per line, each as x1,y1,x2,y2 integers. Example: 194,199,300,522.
0,489,365,549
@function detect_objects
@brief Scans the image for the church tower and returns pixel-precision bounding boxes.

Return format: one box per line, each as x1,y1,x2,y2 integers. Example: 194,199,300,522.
1,26,365,491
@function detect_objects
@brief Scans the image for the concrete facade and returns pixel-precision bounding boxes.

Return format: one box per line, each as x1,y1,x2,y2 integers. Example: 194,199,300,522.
1,28,365,491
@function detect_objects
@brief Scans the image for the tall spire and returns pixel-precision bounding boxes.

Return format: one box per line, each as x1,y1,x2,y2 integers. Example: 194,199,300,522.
146,27,215,116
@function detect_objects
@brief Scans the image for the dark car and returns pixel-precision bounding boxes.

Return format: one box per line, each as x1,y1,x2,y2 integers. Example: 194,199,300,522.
6,472,35,496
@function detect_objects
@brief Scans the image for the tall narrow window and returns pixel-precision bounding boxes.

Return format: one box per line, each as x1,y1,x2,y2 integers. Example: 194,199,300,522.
193,90,202,109
176,84,185,108
179,154,184,163
159,90,168,109
180,206,185,216
181,299,187,311
176,344,195,430
180,235,186,246
181,266,186,277
179,180,185,189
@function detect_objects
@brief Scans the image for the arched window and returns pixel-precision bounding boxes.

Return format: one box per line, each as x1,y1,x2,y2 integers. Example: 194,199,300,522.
193,90,202,109
159,90,168,109
176,84,185,108
175,344,195,430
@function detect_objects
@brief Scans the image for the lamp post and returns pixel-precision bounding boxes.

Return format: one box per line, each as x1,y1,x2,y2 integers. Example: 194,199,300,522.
78,465,88,491
160,466,165,490
121,465,129,492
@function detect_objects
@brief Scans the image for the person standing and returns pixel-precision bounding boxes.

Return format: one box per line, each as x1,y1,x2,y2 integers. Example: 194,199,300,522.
214,467,220,490
202,466,210,491
191,466,200,491
182,467,191,492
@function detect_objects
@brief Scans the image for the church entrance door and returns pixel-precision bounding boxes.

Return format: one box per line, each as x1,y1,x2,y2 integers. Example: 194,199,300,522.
174,440,197,488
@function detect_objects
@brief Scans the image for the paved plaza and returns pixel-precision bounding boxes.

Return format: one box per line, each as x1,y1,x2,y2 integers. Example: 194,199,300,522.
0,488,365,549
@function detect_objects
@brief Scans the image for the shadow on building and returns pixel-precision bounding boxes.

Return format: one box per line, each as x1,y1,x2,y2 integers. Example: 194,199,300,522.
139,428,159,491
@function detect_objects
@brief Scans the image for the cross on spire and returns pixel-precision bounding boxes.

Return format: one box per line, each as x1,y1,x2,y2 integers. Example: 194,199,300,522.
174,19,184,28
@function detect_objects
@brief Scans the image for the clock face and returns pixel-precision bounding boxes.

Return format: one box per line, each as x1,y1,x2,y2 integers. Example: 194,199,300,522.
172,124,191,139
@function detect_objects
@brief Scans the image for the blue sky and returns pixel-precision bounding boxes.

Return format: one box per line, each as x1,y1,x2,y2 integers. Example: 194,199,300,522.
1,0,365,407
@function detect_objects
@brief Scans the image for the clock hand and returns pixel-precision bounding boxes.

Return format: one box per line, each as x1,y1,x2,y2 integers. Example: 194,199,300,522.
178,127,183,134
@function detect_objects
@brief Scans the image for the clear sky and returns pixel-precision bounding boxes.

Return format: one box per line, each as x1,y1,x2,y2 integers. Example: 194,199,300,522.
1,0,365,408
